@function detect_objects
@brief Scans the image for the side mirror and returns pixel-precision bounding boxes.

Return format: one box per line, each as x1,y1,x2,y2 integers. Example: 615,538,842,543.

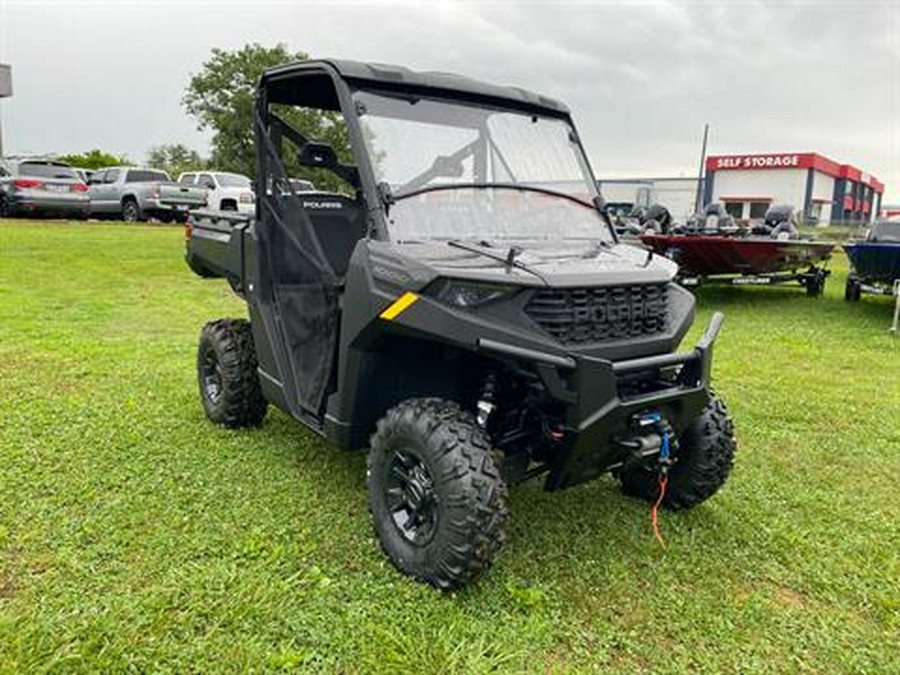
297,141,360,188
298,142,338,169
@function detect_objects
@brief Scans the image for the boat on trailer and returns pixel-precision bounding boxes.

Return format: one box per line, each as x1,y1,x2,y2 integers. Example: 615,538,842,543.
843,219,900,334
640,204,835,296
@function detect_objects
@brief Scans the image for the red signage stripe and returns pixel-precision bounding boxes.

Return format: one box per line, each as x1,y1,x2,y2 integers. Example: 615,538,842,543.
707,152,884,194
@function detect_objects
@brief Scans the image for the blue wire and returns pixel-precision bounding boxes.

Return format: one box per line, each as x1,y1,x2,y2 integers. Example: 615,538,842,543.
646,411,670,461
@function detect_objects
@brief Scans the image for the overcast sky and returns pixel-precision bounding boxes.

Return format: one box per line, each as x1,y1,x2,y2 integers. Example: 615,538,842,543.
1,0,898,201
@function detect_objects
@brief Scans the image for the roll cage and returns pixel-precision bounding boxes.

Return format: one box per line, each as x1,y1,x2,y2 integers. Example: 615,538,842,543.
249,60,607,420
255,59,594,241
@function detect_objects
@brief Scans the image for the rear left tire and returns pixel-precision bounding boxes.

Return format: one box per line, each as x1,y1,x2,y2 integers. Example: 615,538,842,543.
197,319,268,428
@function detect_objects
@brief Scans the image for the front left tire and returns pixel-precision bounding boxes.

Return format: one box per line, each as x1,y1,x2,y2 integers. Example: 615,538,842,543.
367,398,508,590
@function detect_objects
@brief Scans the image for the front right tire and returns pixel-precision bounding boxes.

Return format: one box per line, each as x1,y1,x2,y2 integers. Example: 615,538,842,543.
367,398,508,590
619,395,736,510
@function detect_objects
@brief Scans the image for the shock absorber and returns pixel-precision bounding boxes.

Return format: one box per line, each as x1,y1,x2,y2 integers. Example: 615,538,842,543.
476,372,498,428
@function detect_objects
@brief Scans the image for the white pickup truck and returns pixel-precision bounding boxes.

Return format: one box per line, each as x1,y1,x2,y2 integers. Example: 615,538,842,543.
178,171,255,214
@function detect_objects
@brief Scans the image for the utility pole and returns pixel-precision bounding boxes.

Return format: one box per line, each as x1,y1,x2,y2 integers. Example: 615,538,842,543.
694,123,709,214
0,64,11,157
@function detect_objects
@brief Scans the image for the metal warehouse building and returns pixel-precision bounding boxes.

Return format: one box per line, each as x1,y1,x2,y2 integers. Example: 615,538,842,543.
596,177,700,222
703,152,885,224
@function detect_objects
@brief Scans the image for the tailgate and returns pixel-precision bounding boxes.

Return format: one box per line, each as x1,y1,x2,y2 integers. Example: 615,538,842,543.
186,210,252,279
159,183,208,208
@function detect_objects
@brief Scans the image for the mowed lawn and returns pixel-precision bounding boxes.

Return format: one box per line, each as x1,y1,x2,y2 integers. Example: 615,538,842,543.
0,219,898,673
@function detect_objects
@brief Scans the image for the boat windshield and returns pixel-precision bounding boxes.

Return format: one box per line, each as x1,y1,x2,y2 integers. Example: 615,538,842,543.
869,221,900,243
353,89,613,243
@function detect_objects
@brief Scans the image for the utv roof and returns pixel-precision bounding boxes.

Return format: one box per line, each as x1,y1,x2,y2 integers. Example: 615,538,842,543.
261,59,570,117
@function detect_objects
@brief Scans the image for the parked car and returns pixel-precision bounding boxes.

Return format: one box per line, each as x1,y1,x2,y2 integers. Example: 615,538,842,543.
0,157,90,219
88,166,207,222
264,177,317,197
288,178,315,193
178,171,254,213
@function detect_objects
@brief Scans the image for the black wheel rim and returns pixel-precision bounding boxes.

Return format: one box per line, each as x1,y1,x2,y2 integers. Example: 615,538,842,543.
385,449,439,545
200,345,223,404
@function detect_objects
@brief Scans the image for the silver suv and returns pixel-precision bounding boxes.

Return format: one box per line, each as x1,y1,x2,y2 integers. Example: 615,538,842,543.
0,158,90,219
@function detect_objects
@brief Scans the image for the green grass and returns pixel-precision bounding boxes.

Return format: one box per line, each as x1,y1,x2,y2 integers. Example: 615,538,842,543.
1,219,898,673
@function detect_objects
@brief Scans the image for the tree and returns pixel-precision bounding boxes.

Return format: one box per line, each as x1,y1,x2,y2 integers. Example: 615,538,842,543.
182,43,351,191
146,143,206,178
58,149,129,170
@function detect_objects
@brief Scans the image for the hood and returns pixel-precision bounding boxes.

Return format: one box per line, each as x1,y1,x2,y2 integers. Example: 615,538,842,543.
392,239,678,287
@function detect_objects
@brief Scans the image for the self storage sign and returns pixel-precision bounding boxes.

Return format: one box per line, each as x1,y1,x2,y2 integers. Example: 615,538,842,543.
714,154,801,170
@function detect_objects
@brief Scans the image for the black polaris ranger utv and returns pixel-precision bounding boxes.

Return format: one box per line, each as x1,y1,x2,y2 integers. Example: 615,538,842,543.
186,59,736,589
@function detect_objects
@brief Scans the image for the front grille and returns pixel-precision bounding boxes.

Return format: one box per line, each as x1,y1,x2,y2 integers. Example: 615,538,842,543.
525,284,669,344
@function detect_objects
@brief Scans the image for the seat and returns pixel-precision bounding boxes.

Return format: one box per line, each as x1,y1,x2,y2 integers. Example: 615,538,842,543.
763,204,799,240
702,203,737,235
269,191,367,284
296,192,367,278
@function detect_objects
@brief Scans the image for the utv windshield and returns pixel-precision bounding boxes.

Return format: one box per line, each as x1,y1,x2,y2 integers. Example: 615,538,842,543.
354,89,612,243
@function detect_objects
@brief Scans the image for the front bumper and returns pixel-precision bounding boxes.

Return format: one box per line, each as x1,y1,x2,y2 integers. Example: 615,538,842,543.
479,312,724,490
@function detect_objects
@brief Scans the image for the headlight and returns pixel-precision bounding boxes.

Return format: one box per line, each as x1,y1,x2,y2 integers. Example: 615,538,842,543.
240,191,254,203
429,280,519,308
